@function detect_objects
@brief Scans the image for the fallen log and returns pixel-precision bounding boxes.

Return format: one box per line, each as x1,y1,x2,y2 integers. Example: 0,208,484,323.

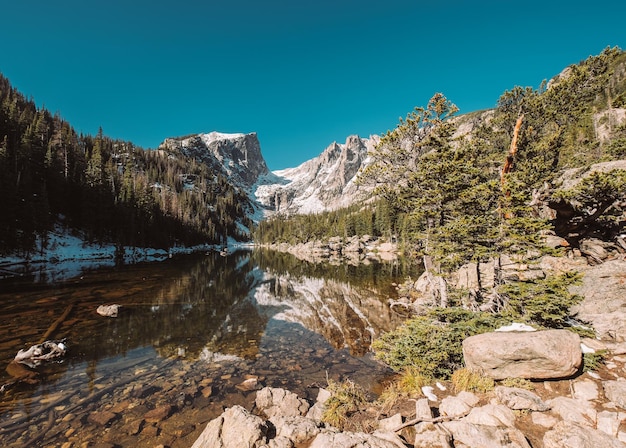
393,408,471,432
39,303,73,343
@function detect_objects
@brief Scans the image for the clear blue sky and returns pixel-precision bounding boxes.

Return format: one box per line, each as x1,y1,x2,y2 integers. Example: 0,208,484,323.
2,1,625,170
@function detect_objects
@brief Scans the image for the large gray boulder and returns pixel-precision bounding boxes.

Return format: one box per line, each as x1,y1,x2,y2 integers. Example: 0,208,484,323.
463,329,582,379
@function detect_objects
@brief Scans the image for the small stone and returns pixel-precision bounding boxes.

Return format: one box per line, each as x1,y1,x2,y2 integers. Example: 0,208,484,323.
65,428,76,437
201,386,213,398
378,413,403,431
110,400,131,413
597,411,621,437
160,419,195,438
144,404,173,423
439,395,471,417
141,424,159,437
573,379,599,401
236,377,260,392
531,411,558,428
128,418,144,435
415,398,433,420
496,386,551,411
87,410,117,426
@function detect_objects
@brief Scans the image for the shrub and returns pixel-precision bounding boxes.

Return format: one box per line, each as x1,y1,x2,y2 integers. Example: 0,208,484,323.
582,350,607,372
321,379,366,429
499,272,583,328
372,308,504,379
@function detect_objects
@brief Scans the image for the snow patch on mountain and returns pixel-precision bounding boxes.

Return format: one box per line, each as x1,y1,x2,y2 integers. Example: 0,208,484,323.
254,134,379,216
159,131,378,220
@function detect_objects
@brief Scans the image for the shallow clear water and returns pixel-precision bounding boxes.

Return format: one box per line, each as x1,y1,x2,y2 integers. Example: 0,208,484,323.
0,249,416,447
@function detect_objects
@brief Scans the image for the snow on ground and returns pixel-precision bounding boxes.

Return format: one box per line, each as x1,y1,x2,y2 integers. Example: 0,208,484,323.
0,224,239,283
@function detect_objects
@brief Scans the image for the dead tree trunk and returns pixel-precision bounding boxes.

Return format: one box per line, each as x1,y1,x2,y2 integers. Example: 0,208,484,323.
501,114,524,219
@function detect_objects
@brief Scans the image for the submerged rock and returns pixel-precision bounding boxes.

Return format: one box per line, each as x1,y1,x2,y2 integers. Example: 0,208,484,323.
97,304,120,317
14,340,67,368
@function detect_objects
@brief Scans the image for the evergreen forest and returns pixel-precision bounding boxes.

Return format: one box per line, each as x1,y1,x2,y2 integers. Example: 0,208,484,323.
0,74,253,257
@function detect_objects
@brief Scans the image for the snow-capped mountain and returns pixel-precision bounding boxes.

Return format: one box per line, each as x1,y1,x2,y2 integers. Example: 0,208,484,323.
254,134,379,215
158,131,378,219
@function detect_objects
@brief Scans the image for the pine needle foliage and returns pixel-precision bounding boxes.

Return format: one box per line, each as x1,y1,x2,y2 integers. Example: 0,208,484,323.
499,272,583,328
372,308,505,379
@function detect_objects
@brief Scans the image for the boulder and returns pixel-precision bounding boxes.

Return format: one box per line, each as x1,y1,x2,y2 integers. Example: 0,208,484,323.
269,415,323,444
543,420,626,448
308,430,405,448
603,381,626,409
413,422,453,448
463,329,582,379
495,386,551,411
191,405,269,448
441,421,531,448
439,392,479,418
255,387,310,418
547,397,597,427
464,404,516,427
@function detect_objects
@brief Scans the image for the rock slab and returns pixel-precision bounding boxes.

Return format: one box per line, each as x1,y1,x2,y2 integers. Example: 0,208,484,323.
463,329,582,379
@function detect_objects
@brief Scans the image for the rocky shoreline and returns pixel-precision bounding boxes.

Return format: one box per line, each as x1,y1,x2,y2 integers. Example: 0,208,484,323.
190,255,626,448
192,340,626,448
260,235,398,264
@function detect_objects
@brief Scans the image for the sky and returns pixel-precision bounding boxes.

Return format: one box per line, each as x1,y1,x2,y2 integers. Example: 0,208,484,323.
2,1,625,170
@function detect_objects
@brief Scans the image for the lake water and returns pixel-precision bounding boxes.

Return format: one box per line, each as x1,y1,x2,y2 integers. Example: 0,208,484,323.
0,249,416,447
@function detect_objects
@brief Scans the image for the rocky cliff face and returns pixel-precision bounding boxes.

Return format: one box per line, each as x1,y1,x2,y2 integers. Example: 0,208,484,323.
254,135,379,215
158,132,378,219
159,132,270,189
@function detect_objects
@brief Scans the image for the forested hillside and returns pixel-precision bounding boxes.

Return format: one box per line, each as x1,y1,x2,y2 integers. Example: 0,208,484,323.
0,75,253,256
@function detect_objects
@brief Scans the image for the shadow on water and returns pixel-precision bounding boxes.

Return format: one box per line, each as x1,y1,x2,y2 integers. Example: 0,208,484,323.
0,249,419,447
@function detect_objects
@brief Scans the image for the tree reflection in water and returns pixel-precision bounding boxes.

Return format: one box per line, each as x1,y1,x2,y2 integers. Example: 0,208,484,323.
0,249,418,446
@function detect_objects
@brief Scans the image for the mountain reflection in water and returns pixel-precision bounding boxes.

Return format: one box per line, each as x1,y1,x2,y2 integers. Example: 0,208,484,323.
0,249,417,447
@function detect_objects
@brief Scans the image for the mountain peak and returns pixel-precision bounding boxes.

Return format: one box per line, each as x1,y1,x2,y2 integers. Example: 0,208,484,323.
159,131,268,189
255,135,379,216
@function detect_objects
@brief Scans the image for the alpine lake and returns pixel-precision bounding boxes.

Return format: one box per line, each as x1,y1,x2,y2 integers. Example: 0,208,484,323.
0,249,419,447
